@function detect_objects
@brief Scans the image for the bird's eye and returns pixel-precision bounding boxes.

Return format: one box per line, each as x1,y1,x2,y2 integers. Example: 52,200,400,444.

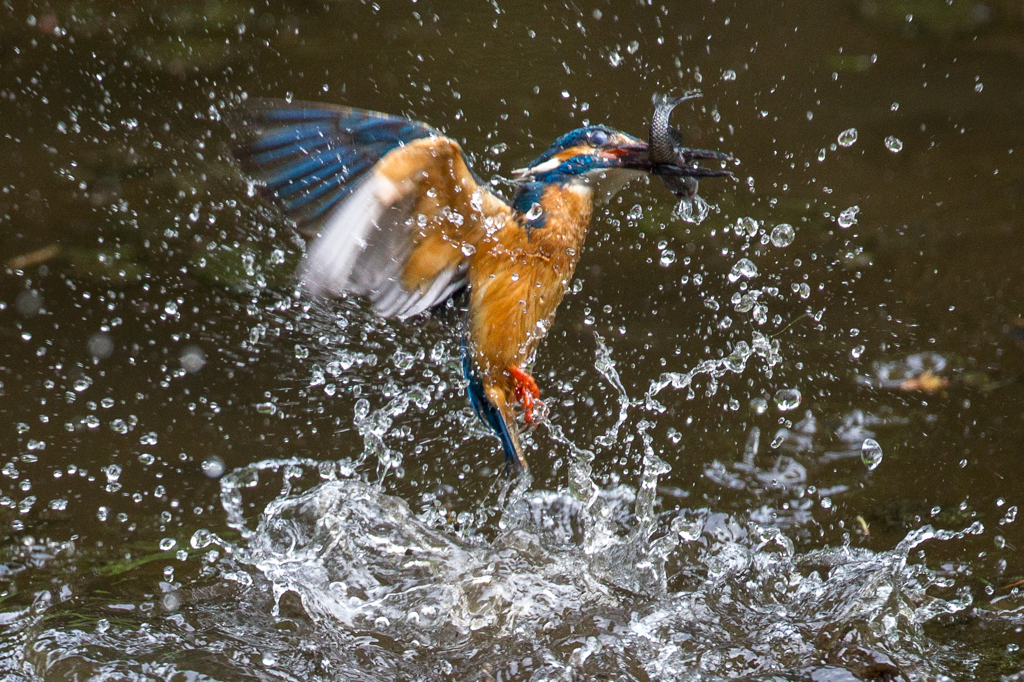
588,129,609,147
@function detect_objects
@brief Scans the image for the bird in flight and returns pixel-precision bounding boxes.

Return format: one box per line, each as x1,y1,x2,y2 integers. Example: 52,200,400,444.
232,94,732,472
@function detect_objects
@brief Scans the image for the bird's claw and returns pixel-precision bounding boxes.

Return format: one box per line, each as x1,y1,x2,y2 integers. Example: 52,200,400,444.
508,365,540,425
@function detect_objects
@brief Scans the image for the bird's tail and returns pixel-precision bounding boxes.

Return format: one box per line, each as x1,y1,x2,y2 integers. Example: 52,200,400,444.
462,338,527,473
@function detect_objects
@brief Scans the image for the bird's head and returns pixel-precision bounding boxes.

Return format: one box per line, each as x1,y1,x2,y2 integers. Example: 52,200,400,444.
511,126,651,203
510,124,730,205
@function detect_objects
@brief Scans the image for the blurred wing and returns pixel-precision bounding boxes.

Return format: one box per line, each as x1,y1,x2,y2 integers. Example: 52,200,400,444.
233,99,508,318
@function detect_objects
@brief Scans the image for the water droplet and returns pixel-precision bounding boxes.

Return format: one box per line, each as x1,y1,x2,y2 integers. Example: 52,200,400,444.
202,455,226,479
884,136,903,153
626,40,639,54
850,344,866,360
750,397,768,415
774,388,802,411
837,205,860,228
659,250,676,266
14,289,43,317
722,69,737,81
73,375,93,392
159,538,177,551
164,300,178,316
163,592,182,612
837,127,858,147
138,453,155,465
861,438,883,470
256,402,277,415
737,216,759,237
525,203,544,221
770,224,794,247
180,345,206,373
190,528,214,549
87,333,114,360
975,82,983,93
890,102,900,111
728,258,758,282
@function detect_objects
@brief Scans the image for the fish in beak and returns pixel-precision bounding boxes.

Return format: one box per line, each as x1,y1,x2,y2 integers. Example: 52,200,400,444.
645,91,735,198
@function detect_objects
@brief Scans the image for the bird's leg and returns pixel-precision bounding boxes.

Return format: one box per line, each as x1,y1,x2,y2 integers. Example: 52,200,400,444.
507,365,541,425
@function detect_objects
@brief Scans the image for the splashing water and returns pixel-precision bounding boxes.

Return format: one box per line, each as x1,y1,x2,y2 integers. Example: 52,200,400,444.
674,194,713,224
4,338,1014,681
153,456,984,681
646,332,783,407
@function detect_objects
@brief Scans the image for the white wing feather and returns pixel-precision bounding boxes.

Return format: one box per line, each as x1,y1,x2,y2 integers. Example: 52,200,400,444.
299,173,468,318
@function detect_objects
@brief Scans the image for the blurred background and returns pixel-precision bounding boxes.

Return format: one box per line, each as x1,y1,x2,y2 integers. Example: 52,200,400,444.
1,1,1023,679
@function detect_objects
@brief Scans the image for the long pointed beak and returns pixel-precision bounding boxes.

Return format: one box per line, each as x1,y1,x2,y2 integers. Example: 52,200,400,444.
598,143,650,169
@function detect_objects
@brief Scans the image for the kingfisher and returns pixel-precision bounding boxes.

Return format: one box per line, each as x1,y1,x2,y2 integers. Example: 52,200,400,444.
231,96,732,472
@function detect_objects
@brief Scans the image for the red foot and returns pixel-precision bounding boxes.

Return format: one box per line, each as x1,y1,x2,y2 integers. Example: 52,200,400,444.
508,365,540,425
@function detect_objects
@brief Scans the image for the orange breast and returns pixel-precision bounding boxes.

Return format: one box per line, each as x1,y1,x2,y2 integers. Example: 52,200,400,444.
467,182,593,391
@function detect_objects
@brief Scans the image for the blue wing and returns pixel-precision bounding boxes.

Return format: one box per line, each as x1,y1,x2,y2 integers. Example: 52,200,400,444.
232,99,436,235
232,99,512,319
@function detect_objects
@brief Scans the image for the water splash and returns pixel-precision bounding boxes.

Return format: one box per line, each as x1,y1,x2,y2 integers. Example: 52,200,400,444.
188,458,989,680
646,332,783,408
674,194,712,224
592,333,631,450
